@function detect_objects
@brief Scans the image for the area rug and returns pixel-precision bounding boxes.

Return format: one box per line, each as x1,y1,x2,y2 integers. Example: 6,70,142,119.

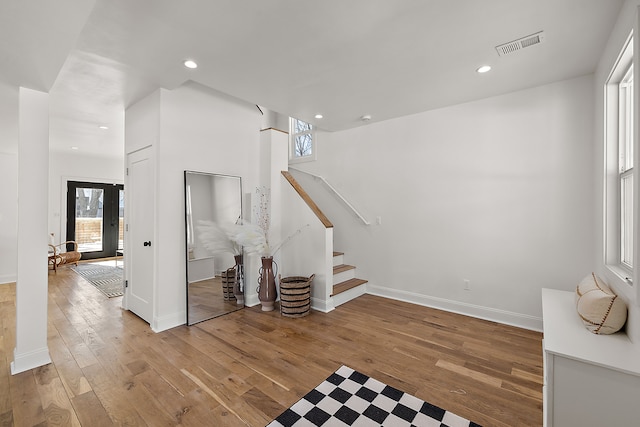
268,365,481,427
71,264,124,298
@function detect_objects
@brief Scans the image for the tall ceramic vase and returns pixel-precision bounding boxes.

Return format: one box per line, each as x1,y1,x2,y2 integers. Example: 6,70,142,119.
257,256,277,311
234,254,244,305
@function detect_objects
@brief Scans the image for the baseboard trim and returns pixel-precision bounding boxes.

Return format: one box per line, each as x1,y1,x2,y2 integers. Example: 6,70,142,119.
311,296,334,313
11,346,52,375
367,284,543,332
152,310,186,333
0,275,16,285
244,294,260,308
244,295,334,313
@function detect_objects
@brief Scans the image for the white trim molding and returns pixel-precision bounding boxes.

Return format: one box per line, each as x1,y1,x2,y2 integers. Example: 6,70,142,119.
244,293,261,308
367,284,543,332
11,346,51,375
151,310,186,333
0,275,16,285
311,296,335,313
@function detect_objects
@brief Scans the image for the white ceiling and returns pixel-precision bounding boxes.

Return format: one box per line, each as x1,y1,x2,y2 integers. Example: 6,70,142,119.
0,0,625,158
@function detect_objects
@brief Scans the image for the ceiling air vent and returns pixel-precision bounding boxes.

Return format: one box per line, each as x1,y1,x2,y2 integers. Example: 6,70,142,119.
495,31,545,56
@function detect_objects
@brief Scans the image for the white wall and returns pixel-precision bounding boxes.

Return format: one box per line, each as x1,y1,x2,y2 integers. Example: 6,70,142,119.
13,88,51,373
594,0,640,343
0,83,19,155
150,82,261,329
48,150,124,245
0,152,17,284
0,82,19,284
281,174,334,312
1,136,123,283
293,74,596,330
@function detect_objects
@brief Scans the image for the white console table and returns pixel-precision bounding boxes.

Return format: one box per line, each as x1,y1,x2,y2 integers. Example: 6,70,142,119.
542,288,640,426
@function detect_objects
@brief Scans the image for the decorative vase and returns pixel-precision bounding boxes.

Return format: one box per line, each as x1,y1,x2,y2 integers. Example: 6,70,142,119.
257,256,278,311
234,254,244,305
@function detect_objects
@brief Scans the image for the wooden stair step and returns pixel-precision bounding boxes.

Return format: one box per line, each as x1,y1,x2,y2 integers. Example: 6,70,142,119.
333,251,344,257
333,264,355,274
332,278,368,296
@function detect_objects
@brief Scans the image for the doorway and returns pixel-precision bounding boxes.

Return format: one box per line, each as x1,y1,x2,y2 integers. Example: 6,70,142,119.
66,181,124,260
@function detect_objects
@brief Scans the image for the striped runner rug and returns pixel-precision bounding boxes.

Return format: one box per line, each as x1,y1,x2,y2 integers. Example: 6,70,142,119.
71,264,124,298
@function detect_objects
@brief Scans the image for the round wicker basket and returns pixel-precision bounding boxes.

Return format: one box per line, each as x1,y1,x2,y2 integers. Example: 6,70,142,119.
221,267,237,301
279,274,314,318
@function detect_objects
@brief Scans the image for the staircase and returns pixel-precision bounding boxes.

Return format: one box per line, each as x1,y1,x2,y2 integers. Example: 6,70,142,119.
331,251,368,307
281,170,368,309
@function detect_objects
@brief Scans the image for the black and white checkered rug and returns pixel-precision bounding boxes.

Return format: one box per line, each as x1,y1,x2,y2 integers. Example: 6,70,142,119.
267,365,481,427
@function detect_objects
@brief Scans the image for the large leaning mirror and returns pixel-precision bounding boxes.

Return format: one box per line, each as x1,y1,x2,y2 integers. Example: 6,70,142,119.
184,171,244,325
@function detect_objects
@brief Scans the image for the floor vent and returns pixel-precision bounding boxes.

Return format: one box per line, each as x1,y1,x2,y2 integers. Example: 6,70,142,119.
495,31,545,56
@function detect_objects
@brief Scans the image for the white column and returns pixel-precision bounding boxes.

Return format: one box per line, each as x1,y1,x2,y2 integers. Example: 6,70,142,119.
242,128,289,307
11,87,51,374
264,128,289,253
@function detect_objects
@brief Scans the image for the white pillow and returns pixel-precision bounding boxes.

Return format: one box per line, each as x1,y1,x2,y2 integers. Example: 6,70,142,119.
575,273,627,334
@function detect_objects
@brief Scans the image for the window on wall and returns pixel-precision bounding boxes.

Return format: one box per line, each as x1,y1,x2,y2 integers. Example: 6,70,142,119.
289,117,316,162
605,34,634,283
620,63,634,269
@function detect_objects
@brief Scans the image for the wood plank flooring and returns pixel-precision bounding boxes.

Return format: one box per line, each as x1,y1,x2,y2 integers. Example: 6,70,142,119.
0,264,543,426
188,277,244,324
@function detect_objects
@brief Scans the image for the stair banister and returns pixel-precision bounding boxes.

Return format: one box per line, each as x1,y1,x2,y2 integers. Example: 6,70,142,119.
289,167,371,226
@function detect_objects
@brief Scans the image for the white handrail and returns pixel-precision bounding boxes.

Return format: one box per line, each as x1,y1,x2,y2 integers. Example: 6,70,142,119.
289,167,371,225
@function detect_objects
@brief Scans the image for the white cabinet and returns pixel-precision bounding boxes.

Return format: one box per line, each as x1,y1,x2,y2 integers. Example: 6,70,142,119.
542,289,640,426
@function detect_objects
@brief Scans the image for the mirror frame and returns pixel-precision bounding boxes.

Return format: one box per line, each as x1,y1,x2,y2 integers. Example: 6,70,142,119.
184,170,243,325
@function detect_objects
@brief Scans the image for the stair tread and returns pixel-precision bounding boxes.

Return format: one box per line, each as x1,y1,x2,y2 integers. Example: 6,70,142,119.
332,278,368,296
333,264,355,274
333,251,344,256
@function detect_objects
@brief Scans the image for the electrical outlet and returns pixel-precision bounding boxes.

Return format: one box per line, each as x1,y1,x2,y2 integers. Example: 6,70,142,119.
464,279,471,290
376,216,382,225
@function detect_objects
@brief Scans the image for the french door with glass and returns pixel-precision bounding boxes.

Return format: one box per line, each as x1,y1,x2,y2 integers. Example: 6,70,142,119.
66,181,124,260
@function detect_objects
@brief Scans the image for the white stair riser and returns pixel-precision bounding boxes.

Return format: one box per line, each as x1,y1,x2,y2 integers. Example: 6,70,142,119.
333,269,355,284
332,283,367,307
332,251,366,306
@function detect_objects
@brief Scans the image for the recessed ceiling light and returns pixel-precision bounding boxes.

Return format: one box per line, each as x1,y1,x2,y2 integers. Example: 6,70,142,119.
99,125,109,130
476,65,492,73
183,59,198,69
361,115,372,121
315,114,323,119
71,146,79,150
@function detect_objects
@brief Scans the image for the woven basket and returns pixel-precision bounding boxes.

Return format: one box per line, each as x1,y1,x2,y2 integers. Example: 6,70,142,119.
279,274,314,318
221,267,237,301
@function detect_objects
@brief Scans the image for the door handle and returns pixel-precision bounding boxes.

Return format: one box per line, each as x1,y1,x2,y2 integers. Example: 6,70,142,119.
143,241,151,247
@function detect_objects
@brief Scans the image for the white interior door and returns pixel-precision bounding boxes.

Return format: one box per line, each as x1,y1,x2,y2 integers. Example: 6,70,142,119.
126,146,154,323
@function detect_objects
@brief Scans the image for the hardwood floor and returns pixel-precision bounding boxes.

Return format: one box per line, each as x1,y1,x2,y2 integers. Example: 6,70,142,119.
0,265,543,426
188,277,244,325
